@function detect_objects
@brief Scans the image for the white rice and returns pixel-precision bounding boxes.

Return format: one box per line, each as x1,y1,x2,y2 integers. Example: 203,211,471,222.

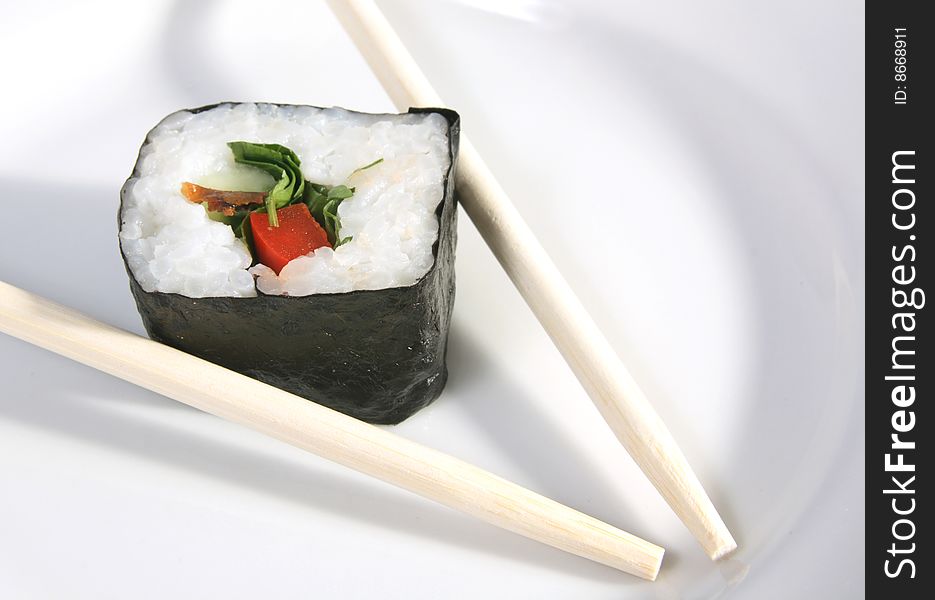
120,103,451,297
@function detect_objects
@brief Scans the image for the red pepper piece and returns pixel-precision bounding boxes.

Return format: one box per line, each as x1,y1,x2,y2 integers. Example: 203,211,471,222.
250,204,331,274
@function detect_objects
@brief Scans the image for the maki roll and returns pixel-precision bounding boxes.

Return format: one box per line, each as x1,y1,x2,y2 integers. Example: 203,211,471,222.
119,103,459,424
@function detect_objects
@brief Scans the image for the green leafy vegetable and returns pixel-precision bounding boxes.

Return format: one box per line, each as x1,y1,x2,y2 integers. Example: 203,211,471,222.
204,144,384,253
228,142,306,227
238,207,261,260
205,208,251,230
327,184,355,200
349,157,384,177
305,184,356,246
324,185,354,247
303,182,329,219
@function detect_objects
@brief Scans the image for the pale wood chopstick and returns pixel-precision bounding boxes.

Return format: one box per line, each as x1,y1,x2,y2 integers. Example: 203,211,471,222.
0,280,664,580
328,0,736,559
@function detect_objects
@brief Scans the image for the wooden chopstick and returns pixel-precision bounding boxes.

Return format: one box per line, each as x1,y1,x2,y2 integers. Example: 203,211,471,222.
328,0,737,560
0,280,664,580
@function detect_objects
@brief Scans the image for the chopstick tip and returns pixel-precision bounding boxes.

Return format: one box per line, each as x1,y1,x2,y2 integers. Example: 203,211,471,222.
708,535,738,561
648,546,664,581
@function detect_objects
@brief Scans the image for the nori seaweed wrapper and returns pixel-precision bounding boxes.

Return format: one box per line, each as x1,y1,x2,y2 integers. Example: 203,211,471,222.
119,103,459,424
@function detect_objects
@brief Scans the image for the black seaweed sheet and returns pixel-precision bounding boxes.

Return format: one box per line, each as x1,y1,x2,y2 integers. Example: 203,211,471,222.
119,103,459,424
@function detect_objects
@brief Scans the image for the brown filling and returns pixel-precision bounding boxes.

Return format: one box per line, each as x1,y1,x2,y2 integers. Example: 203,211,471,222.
180,182,266,216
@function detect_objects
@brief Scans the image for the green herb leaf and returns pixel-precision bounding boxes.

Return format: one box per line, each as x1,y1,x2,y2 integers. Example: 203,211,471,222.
228,141,306,228
321,197,343,247
311,185,357,246
206,208,250,230
349,157,384,177
238,210,256,262
219,150,382,249
304,184,330,226
327,185,355,200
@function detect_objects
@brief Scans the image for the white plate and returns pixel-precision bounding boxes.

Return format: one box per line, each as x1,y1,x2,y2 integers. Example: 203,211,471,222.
0,1,863,597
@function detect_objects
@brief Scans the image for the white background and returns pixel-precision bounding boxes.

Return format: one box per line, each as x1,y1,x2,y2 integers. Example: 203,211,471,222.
0,1,863,598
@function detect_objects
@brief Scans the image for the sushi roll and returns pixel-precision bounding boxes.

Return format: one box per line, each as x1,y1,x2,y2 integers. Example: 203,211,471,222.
119,103,459,424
